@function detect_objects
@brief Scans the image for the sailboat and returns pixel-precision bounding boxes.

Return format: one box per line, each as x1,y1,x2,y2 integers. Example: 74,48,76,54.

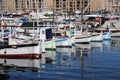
8,23,56,51
0,40,42,59
94,25,111,40
72,0,92,44
91,30,103,42
0,26,54,59
103,30,111,40
73,23,91,44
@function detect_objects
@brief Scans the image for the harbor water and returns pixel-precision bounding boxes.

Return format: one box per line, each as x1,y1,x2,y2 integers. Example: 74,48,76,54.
0,38,120,80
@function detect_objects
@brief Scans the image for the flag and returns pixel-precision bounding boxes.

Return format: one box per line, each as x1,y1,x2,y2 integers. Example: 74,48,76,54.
96,17,101,25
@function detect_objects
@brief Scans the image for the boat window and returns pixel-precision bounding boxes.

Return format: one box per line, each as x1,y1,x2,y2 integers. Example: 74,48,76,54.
42,31,45,34
4,29,9,32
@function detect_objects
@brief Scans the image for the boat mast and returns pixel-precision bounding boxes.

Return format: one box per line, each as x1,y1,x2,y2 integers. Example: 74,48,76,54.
52,8,55,27
1,14,3,39
81,0,84,21
81,0,84,33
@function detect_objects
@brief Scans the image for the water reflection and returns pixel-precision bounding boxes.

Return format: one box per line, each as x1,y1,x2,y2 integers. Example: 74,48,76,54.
111,37,120,47
75,44,91,55
75,44,92,80
103,40,111,47
45,50,56,64
0,72,10,80
0,59,42,80
0,59,41,70
110,37,120,52
91,42,103,48
91,42,103,52
0,39,120,80
56,47,73,65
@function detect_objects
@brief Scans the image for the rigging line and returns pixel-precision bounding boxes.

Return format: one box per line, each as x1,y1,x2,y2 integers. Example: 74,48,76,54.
83,0,94,13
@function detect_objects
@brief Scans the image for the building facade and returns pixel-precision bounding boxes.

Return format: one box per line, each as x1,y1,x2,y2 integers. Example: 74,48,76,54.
0,0,6,12
106,0,120,14
0,0,91,14
53,0,90,13
90,0,120,14
90,0,106,13
0,0,44,13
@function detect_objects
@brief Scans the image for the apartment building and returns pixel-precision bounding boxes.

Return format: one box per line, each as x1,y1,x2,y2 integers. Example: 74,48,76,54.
89,0,120,14
0,0,44,12
0,0,90,13
53,0,76,13
43,0,53,11
106,0,120,14
0,0,5,12
90,0,106,13
53,0,90,13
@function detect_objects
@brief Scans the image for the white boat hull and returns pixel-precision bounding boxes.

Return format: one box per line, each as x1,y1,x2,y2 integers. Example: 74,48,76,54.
0,44,42,59
91,32,103,42
55,37,72,47
103,31,111,40
74,34,91,44
45,38,56,50
9,37,56,50
110,30,120,37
